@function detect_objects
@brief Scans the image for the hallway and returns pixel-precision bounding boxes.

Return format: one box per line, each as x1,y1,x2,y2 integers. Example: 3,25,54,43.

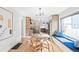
0,1,78,59
0,7,79,52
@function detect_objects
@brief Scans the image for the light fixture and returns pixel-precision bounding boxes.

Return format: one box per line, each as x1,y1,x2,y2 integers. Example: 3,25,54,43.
36,8,45,17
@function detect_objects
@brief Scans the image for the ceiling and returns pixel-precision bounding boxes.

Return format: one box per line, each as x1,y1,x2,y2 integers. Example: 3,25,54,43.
12,7,69,17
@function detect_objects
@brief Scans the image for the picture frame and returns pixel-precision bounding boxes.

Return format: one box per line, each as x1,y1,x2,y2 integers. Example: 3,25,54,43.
0,7,13,41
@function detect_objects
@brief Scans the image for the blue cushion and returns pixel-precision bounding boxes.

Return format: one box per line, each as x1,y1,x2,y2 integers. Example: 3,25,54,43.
55,37,79,51
64,42,74,48
56,37,72,42
56,37,75,48
55,32,65,38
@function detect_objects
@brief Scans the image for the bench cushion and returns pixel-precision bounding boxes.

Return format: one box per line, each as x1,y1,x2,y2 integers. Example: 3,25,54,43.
55,37,74,47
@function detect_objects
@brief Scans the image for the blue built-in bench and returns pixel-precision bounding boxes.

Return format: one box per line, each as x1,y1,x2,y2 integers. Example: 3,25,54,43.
53,32,79,52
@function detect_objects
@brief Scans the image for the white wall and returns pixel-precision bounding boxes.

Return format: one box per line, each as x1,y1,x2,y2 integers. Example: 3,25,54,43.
21,17,26,37
0,7,22,52
49,19,53,36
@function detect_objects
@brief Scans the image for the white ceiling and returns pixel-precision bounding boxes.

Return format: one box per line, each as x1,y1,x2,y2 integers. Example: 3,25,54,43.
12,7,69,17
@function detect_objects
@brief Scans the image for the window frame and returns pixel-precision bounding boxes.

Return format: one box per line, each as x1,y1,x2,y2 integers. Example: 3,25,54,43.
60,12,79,32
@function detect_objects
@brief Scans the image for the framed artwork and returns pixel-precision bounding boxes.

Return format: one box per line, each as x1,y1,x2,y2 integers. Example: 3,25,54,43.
0,7,13,41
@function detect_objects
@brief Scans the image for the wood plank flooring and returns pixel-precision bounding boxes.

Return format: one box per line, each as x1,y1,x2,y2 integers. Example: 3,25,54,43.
9,36,63,52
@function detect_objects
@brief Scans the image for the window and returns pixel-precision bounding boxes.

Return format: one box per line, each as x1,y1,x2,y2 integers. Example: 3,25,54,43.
72,14,79,29
61,17,72,32
61,14,79,39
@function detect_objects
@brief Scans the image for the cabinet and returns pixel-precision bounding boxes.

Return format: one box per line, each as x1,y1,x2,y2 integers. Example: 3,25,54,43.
26,17,31,36
50,15,59,35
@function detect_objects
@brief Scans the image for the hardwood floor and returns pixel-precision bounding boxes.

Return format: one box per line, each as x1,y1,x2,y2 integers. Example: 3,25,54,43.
9,36,63,52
